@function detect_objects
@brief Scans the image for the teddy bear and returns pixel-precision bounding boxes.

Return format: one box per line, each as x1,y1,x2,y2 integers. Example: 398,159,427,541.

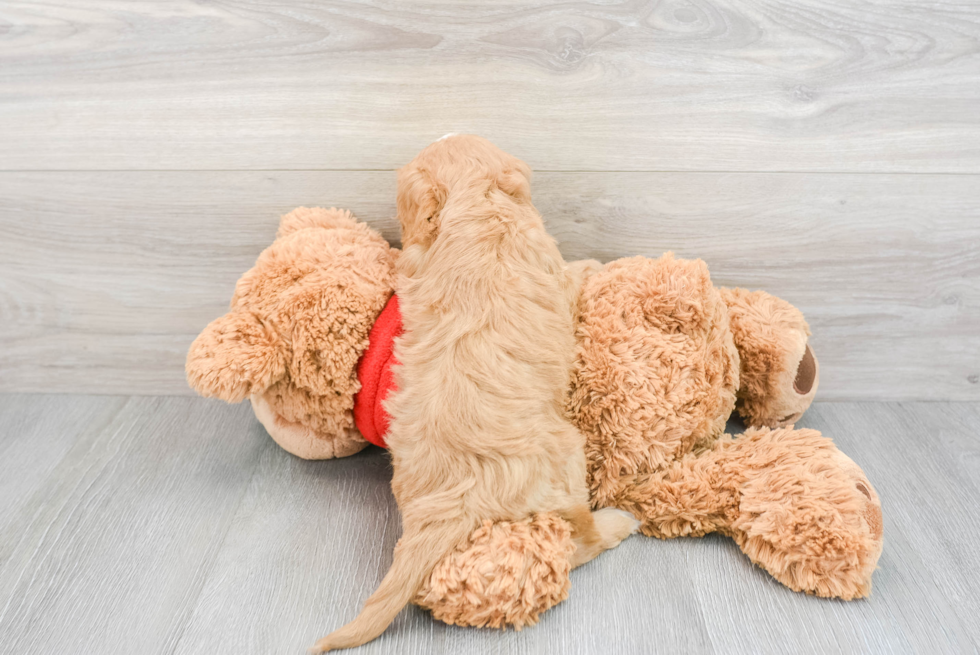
187,206,882,630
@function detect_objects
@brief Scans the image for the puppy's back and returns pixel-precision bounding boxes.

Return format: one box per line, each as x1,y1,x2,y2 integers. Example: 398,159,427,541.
388,191,578,467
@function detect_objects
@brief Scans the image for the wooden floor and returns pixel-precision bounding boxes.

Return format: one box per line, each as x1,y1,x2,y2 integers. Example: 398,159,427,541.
0,395,977,654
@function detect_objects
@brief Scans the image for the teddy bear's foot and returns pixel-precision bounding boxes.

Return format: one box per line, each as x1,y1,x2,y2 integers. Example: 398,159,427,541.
719,288,819,427
250,392,369,460
611,426,882,599
730,427,882,599
415,513,575,629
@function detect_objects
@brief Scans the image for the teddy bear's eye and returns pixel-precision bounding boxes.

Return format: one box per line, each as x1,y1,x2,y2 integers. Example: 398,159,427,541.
425,215,433,223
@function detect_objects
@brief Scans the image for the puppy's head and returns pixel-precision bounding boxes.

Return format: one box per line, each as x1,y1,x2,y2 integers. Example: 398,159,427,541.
396,134,532,248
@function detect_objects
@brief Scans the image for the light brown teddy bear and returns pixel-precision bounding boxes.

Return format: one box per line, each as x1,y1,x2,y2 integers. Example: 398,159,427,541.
187,207,882,631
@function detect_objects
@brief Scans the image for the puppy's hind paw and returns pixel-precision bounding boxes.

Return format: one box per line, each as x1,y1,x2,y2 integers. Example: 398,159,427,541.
594,507,641,547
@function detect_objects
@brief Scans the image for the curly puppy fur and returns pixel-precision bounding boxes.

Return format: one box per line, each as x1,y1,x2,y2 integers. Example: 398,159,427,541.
311,136,637,652
186,207,397,459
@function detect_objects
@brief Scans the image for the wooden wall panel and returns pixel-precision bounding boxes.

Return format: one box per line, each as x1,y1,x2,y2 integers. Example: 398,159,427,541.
1,171,976,400
0,1,978,172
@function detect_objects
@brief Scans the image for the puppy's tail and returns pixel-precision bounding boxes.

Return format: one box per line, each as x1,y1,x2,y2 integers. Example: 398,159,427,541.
310,519,473,652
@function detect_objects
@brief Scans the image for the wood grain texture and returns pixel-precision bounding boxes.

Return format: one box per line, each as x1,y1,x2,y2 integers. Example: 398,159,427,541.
1,1,979,172
687,403,980,654
1,395,978,654
0,394,126,566
1,170,977,400
0,396,268,655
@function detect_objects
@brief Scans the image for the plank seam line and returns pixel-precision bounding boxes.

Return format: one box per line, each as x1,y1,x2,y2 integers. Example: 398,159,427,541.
1,169,980,176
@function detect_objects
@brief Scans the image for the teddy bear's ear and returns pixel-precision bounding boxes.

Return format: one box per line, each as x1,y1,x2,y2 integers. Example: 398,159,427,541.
276,206,358,239
186,311,286,403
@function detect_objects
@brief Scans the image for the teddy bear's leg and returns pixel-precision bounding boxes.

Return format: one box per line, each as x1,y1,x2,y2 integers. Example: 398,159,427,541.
729,427,882,599
718,287,819,427
415,513,576,629
612,446,739,540
615,427,882,599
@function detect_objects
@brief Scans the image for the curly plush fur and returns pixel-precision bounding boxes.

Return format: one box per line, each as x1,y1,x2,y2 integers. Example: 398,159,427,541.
568,253,740,509
720,287,820,427
186,207,397,459
615,426,882,598
415,513,575,629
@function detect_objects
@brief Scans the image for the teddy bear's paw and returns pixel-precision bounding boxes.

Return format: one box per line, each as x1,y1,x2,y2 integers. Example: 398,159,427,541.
771,343,819,426
731,428,882,600
835,449,883,551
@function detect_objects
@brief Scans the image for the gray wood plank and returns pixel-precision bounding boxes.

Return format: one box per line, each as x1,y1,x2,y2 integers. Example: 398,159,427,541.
1,171,977,400
171,400,980,655
1,1,979,172
172,443,714,655
169,435,437,655
0,396,269,655
1,396,978,653
684,405,980,655
806,402,980,651
0,394,126,565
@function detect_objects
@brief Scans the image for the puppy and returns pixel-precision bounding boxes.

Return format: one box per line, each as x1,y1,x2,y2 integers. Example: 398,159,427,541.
312,135,638,651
